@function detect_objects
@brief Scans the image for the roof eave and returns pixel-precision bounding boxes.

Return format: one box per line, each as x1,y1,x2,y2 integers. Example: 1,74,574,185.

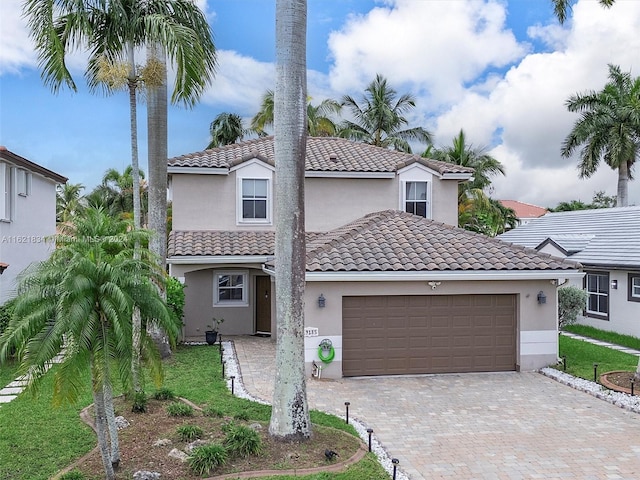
168,255,274,264
302,270,585,282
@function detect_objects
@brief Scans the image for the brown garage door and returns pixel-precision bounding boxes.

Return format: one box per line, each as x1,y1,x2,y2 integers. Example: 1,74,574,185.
342,295,516,376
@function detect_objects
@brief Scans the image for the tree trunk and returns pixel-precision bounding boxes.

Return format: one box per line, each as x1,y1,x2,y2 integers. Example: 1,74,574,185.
92,365,115,480
617,159,629,207
268,0,311,441
103,382,120,468
128,41,144,392
147,43,171,358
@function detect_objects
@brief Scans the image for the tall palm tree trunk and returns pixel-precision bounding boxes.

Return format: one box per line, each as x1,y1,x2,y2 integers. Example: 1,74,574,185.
127,41,144,392
147,43,171,358
103,382,120,468
617,159,630,207
92,362,115,480
269,0,311,441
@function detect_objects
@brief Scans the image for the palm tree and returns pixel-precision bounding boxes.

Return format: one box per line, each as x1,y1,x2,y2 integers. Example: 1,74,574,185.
207,112,247,148
251,90,341,137
426,129,507,235
269,0,311,441
56,183,85,223
552,0,615,24
0,208,177,479
339,73,432,153
87,166,146,220
562,64,640,207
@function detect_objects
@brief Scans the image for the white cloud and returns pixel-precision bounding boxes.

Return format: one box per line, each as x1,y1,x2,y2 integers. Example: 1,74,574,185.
0,0,36,75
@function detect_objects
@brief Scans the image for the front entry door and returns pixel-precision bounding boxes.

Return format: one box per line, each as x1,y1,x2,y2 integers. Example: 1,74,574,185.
255,276,272,334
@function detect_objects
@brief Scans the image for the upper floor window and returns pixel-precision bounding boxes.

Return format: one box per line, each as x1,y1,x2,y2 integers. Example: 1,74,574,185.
404,181,429,218
17,169,31,196
585,271,609,319
214,271,247,306
0,163,11,221
240,178,269,223
629,274,640,303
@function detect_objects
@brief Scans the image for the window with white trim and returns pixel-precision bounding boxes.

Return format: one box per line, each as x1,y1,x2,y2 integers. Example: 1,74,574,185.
0,163,11,221
214,271,247,305
404,181,429,218
17,169,31,196
629,274,640,303
241,178,269,222
585,271,609,318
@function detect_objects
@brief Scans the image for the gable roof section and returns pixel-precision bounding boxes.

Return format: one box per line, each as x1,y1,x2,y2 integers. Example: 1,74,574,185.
499,206,640,269
168,136,473,177
303,210,579,273
0,146,67,184
499,200,547,219
169,211,580,278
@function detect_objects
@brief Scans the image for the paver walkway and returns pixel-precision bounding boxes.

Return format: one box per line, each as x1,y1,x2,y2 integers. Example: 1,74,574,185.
560,331,640,356
232,335,640,480
0,353,64,405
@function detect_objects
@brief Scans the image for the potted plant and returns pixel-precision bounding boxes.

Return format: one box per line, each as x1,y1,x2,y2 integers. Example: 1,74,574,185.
205,317,224,345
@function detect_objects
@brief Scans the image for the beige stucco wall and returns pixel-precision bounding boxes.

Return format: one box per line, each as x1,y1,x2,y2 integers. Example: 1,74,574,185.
0,171,57,303
303,279,559,378
170,170,462,232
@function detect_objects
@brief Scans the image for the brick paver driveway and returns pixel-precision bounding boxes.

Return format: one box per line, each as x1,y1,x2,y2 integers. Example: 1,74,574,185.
232,336,640,479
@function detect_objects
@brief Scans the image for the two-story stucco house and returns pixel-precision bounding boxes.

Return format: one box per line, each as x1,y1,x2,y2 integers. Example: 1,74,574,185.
0,147,67,303
168,136,583,378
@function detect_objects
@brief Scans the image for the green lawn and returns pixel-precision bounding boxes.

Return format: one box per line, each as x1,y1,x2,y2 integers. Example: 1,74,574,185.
0,358,19,388
556,334,638,381
0,344,386,479
563,324,640,350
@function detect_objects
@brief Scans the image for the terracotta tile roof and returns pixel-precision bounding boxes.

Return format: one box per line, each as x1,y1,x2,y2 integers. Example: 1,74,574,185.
169,230,275,257
304,210,579,272
499,200,548,219
168,136,473,176
169,211,580,273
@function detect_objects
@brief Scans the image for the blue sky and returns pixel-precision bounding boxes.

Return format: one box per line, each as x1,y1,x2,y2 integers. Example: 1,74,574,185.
1,0,640,208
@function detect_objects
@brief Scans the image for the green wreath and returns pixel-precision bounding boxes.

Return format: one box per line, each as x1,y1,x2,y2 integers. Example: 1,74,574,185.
318,345,335,364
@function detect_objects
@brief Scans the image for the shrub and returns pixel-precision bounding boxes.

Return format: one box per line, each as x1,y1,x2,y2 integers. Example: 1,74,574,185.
233,411,250,421
167,401,194,417
131,391,148,413
166,276,186,332
59,470,86,480
223,424,262,457
559,286,588,328
154,387,175,401
203,405,224,418
188,443,228,475
0,298,15,337
176,424,204,442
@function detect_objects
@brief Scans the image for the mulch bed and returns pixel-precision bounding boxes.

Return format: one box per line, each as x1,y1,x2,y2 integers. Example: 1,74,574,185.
600,371,639,395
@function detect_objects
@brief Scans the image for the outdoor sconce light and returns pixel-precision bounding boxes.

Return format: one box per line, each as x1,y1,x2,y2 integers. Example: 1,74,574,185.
0,263,7,275
318,294,326,308
611,279,618,290
537,291,547,305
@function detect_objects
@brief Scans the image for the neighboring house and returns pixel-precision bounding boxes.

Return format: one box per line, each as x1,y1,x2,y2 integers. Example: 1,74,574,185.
499,200,548,226
168,136,583,378
499,206,640,337
0,147,67,303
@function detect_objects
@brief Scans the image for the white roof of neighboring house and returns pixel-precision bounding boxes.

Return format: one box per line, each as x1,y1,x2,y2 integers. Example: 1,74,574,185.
499,206,640,269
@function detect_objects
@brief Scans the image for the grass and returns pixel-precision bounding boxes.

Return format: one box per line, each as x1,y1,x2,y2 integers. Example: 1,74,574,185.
0,344,385,479
556,334,638,381
563,324,640,350
0,358,19,388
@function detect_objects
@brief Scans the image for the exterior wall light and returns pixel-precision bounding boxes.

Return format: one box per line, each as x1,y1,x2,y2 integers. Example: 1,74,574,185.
318,293,326,308
611,279,618,290
537,291,547,304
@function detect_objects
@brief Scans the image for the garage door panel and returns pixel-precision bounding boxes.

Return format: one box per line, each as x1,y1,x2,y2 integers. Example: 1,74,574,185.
342,294,516,376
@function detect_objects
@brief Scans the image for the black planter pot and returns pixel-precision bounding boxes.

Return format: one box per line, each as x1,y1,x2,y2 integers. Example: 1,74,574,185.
205,330,218,345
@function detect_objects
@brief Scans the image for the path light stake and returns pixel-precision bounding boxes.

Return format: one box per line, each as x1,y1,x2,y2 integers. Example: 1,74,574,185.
631,379,635,396
220,344,224,363
392,458,399,480
345,401,350,424
367,428,373,452
562,356,567,371
222,361,225,379
593,363,598,383
230,375,235,395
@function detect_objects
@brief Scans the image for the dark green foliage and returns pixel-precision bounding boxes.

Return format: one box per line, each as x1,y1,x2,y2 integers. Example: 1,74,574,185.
0,299,15,338
188,443,228,475
176,424,204,442
166,276,186,333
131,391,148,413
167,401,194,417
223,424,262,457
154,387,175,401
59,470,87,480
203,405,224,418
